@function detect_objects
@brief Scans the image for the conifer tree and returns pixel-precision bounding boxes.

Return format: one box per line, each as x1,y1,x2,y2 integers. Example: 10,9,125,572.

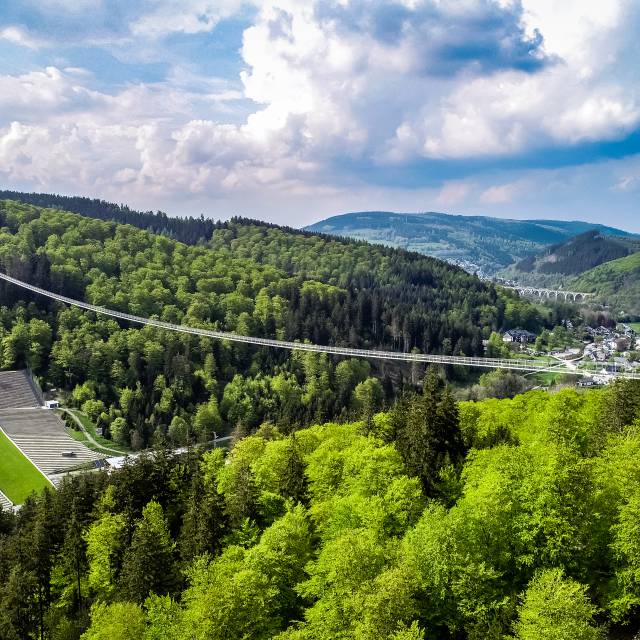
396,368,466,496
0,565,38,640
60,507,86,615
119,501,178,603
278,435,308,505
602,379,640,433
179,468,228,563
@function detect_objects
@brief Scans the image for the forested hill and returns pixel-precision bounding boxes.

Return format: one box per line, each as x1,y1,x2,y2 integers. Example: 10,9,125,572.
305,210,635,274
0,189,218,245
572,251,640,317
0,200,544,447
0,189,386,250
514,230,640,276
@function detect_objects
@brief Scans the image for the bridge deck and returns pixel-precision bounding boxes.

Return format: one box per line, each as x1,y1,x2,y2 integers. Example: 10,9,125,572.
501,285,593,300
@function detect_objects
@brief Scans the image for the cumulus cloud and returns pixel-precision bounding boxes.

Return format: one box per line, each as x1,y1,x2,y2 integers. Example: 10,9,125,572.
386,0,640,159
0,0,638,216
235,0,640,172
396,69,639,159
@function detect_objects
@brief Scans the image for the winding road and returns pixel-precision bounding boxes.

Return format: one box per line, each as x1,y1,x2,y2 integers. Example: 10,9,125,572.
59,408,124,456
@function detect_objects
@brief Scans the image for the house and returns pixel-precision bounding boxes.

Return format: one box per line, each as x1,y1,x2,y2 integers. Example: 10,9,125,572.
615,337,631,352
619,324,636,338
593,369,614,385
503,329,537,344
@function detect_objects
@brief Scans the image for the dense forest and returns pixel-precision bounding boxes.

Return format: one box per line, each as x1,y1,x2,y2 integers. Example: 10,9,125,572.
1,377,639,639
2,197,640,639
0,200,545,446
0,190,218,246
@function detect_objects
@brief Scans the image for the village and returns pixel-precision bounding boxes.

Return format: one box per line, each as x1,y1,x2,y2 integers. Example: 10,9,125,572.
500,323,640,385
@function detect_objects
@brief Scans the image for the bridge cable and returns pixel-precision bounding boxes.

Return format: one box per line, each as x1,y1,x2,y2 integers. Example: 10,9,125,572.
0,271,633,378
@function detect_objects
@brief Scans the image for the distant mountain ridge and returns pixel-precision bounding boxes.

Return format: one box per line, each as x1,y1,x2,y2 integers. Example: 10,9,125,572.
305,211,637,274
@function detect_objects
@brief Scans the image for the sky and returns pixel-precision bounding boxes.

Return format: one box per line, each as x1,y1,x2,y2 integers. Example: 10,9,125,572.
0,1,638,231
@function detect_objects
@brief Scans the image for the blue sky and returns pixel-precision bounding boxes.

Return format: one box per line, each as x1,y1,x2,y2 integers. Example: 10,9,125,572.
0,1,638,231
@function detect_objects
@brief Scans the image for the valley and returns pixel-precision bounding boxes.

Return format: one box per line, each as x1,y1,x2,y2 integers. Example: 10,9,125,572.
306,211,640,321
0,195,638,640
1,4,639,638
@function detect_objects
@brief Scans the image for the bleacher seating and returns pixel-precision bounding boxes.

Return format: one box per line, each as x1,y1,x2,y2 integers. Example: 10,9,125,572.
0,409,102,475
0,490,12,511
0,370,42,409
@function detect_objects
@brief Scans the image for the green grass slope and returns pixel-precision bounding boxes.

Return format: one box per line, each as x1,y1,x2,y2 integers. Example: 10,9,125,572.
0,429,51,504
572,251,640,316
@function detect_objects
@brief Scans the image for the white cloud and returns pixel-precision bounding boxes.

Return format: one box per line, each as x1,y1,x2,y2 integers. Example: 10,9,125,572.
612,176,638,192
547,93,640,144
480,181,524,204
0,0,638,214
402,66,639,159
436,181,474,206
0,67,99,116
0,26,42,49
131,0,247,37
388,0,639,160
521,0,622,74
610,157,640,193
0,63,328,200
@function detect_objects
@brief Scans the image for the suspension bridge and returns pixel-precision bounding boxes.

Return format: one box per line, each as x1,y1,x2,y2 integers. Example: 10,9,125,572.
1,271,637,379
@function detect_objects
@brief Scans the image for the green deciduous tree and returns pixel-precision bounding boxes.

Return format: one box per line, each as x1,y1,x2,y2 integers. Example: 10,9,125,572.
193,396,222,441
513,569,603,640
84,512,126,601
608,493,640,620
80,602,146,640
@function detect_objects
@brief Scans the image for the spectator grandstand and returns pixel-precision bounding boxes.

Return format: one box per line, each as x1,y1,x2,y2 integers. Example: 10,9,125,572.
0,370,103,489
0,409,102,475
0,490,12,511
0,370,42,409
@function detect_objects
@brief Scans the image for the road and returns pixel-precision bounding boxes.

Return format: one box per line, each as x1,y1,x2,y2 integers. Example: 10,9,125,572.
59,408,124,456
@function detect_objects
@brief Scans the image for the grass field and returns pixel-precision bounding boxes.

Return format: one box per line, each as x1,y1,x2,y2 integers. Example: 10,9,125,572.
529,371,563,386
629,322,640,333
63,410,130,454
0,430,51,504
